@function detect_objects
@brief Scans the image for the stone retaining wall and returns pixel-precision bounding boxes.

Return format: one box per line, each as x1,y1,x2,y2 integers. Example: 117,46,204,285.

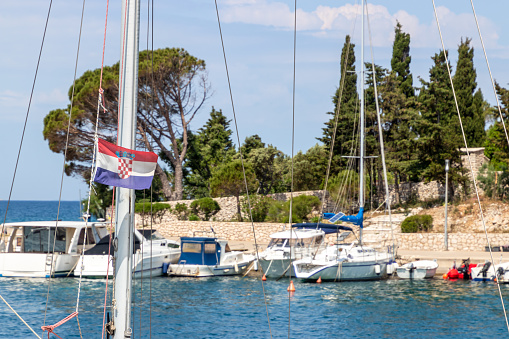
396,233,509,251
136,218,509,252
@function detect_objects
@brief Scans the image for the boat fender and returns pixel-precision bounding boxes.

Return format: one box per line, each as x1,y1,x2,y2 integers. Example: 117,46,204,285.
374,264,381,275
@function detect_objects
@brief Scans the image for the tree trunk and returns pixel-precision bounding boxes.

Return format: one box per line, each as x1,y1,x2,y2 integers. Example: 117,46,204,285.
236,194,242,221
173,161,184,201
155,164,173,201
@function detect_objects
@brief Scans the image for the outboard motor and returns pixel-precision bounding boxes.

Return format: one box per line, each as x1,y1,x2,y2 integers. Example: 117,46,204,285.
478,261,492,280
457,258,471,280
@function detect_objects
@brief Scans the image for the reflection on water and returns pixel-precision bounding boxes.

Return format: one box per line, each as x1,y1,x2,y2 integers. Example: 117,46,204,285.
1,276,508,338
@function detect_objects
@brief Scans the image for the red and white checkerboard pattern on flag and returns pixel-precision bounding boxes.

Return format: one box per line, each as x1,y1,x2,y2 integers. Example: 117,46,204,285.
118,157,133,179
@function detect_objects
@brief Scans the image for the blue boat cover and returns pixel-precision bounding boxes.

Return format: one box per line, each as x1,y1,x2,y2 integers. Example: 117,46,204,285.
292,223,353,234
179,237,220,265
322,207,364,228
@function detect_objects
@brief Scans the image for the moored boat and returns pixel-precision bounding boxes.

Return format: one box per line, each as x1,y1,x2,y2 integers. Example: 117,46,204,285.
74,229,180,278
165,237,255,277
0,220,108,278
258,226,326,279
396,260,438,279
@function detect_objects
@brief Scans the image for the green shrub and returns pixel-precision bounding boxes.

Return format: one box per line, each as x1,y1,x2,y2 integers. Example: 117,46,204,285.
174,203,189,220
190,197,220,221
401,214,433,233
188,214,200,221
266,194,321,223
266,200,285,222
134,202,172,224
241,195,276,222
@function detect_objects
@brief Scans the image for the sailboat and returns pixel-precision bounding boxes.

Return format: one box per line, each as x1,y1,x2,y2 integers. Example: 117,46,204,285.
292,2,395,281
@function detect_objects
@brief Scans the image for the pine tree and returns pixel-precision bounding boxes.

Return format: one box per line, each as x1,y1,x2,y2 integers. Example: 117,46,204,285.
318,35,358,174
391,22,414,98
452,38,486,147
183,107,235,198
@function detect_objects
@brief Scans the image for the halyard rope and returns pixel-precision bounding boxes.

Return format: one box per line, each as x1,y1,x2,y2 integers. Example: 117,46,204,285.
431,0,509,331
213,1,273,337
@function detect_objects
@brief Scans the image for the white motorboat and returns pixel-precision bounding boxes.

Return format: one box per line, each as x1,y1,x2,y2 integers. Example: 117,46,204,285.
258,226,326,279
396,260,438,279
0,220,108,278
165,237,255,277
471,261,509,283
75,229,180,278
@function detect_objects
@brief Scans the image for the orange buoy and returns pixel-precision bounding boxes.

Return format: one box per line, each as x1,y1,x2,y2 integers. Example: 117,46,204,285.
287,280,296,292
494,277,497,282
442,273,448,280
262,274,267,281
317,276,322,284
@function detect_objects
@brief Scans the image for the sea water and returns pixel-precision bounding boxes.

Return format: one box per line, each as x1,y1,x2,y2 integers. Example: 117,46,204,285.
0,201,509,338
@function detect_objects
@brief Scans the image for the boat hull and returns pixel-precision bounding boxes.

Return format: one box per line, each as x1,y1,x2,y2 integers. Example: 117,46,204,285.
75,251,180,279
166,261,252,277
294,259,390,281
396,267,436,279
259,258,295,278
0,253,76,278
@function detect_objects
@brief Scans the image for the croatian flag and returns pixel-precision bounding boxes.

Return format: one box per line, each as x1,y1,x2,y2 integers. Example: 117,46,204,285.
93,138,158,190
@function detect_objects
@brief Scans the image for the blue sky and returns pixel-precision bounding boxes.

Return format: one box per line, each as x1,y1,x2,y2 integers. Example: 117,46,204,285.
1,0,508,201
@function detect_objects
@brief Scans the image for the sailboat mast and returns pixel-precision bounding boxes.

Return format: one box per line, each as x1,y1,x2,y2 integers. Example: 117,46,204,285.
359,1,365,243
114,0,140,338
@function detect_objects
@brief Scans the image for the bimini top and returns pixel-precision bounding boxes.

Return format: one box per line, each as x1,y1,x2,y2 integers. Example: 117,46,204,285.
1,221,107,229
292,222,353,234
269,228,324,239
179,237,221,266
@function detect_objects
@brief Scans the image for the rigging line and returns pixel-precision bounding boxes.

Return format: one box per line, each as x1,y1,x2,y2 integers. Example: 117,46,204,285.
365,0,395,258
288,1,297,337
431,0,509,331
0,0,52,237
213,1,272,338
0,294,42,339
44,0,87,330
470,0,509,155
319,0,359,221
148,0,155,337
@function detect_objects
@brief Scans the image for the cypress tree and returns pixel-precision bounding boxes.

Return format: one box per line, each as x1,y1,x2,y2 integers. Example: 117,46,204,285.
452,38,486,147
318,35,358,173
391,22,414,98
417,50,462,182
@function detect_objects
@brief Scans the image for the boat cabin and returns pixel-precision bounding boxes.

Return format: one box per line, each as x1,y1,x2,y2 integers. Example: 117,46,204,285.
1,221,108,254
179,237,230,266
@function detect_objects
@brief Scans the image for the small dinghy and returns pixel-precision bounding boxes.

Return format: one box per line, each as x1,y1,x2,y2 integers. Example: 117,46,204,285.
396,260,438,279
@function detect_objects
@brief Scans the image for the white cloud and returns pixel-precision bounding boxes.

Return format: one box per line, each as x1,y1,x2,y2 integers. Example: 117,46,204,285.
37,89,68,105
219,1,504,50
0,90,28,109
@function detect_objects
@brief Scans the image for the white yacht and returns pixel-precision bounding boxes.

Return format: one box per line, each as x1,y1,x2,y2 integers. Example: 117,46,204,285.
165,237,255,277
292,238,394,281
75,229,180,278
0,220,108,278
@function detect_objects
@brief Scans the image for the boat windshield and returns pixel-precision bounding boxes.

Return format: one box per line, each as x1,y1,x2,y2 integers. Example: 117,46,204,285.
139,229,165,241
268,237,320,249
23,227,66,253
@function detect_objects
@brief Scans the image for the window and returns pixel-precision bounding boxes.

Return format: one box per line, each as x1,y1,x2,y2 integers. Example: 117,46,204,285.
182,242,201,253
78,228,96,245
167,243,180,249
268,238,286,248
23,227,66,253
204,243,216,253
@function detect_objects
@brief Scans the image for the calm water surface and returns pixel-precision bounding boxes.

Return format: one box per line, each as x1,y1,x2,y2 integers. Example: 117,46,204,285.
0,277,508,338
0,201,508,338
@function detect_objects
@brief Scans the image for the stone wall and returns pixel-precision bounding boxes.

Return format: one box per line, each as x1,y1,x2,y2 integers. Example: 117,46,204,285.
136,217,508,252
397,233,509,251
387,148,489,204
